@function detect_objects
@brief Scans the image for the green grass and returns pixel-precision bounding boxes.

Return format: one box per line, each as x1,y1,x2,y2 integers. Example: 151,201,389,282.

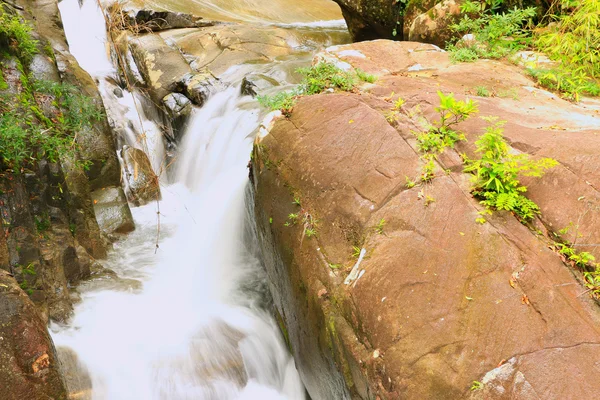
257,62,355,111
356,68,377,83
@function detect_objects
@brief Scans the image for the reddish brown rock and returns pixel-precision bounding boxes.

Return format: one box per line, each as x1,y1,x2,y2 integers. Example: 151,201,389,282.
0,270,67,400
253,41,600,399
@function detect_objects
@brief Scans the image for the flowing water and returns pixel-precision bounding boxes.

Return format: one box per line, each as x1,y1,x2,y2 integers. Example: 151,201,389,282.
52,0,348,398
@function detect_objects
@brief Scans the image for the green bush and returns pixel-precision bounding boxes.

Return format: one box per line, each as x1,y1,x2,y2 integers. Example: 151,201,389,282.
0,78,102,168
0,9,38,64
533,0,600,100
448,0,536,62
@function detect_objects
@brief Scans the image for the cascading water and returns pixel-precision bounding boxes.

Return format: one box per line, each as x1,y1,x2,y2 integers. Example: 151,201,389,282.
52,0,348,398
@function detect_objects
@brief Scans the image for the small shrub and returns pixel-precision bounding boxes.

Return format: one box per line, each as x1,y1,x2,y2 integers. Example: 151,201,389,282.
475,86,491,97
416,91,478,153
297,62,354,94
464,117,557,220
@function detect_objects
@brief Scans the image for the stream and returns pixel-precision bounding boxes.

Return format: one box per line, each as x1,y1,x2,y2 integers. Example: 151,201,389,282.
50,0,348,399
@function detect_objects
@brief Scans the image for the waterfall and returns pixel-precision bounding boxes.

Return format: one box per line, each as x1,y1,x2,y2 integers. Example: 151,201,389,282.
52,0,306,398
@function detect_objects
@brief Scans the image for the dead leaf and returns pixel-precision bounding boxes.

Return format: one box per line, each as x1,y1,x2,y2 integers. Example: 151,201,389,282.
521,294,530,305
32,353,49,373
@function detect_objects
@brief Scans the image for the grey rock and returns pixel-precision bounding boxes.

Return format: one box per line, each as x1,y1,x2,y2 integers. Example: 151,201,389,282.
162,93,192,118
241,74,280,97
91,187,135,235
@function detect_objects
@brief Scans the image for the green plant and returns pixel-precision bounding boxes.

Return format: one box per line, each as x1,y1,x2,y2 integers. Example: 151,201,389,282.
475,86,491,97
329,263,341,269
394,97,406,110
464,117,558,220
0,77,101,168
34,214,51,232
297,62,355,94
470,381,484,391
424,195,436,207
375,218,386,234
405,176,416,189
355,68,376,83
305,228,317,238
421,156,436,182
293,196,301,206
352,246,361,258
555,242,597,269
416,91,478,154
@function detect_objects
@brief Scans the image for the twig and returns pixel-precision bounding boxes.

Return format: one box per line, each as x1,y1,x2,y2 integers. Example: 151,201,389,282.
1,0,25,11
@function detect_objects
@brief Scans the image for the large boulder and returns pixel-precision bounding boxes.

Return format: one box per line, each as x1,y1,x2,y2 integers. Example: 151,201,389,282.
407,0,463,47
0,270,68,400
331,0,404,40
252,40,600,399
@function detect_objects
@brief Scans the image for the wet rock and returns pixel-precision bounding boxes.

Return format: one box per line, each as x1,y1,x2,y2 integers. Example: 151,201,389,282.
121,8,215,31
408,0,463,47
253,40,600,399
0,270,68,400
113,87,124,98
162,92,192,117
241,74,280,97
56,346,93,400
182,71,223,106
121,146,161,207
92,187,135,235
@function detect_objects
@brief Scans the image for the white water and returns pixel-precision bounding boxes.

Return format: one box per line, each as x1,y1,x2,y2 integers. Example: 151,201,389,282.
53,0,308,398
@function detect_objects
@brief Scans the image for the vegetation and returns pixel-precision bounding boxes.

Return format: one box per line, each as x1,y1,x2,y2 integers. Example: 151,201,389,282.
447,0,536,62
0,8,39,64
533,0,600,101
0,9,103,170
463,117,557,220
445,0,600,101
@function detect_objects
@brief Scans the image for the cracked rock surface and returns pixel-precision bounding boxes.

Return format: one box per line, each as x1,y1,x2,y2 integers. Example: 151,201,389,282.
252,40,600,399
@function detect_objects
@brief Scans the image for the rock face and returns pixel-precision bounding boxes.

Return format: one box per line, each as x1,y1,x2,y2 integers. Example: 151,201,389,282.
0,270,68,400
331,0,404,41
253,40,600,399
